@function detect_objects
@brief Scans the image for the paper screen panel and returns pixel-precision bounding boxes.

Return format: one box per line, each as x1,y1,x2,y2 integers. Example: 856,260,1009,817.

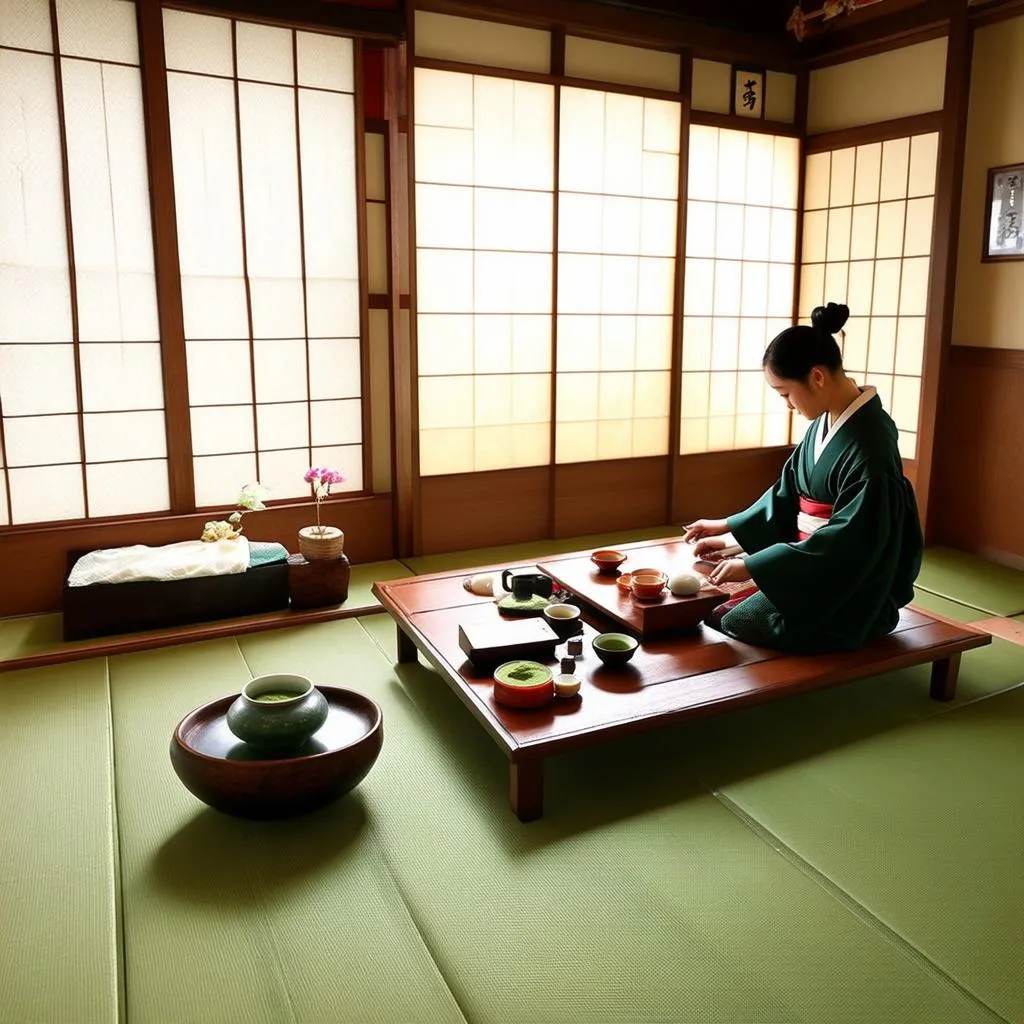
0,0,53,52
56,0,139,65
681,126,799,453
414,68,554,474
8,465,84,523
556,89,679,463
162,10,232,76
796,132,936,443
164,13,365,495
87,459,169,515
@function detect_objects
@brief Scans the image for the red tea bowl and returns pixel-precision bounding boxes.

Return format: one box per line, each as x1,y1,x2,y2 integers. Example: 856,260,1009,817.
591,549,626,573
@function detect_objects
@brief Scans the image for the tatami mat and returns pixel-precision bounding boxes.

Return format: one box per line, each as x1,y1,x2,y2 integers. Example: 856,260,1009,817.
908,590,983,623
107,636,465,1024
0,660,121,1024
236,620,997,1024
917,546,1024,617
686,683,1024,1024
400,525,680,576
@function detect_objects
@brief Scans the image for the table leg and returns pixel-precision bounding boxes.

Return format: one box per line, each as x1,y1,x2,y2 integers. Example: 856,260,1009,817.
510,759,544,822
397,625,418,664
930,652,961,702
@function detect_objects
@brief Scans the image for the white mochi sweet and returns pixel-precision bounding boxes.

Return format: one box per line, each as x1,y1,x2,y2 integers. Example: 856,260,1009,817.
668,571,703,596
467,573,497,597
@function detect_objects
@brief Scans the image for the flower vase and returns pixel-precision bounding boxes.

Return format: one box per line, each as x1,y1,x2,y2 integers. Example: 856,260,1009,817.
298,525,344,561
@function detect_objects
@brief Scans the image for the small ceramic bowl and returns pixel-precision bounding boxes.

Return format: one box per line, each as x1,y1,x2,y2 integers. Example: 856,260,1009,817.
591,549,626,573
543,602,582,638
615,571,635,593
493,661,555,709
592,633,639,666
631,571,668,600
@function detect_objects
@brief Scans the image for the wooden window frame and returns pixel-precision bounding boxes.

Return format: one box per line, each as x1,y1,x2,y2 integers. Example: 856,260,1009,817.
0,0,379,536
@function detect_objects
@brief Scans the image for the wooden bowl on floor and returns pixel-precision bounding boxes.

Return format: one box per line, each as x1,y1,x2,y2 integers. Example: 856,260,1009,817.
170,686,383,819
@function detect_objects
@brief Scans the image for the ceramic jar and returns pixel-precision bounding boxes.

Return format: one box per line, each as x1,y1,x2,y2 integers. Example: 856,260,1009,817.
226,673,329,752
298,526,344,561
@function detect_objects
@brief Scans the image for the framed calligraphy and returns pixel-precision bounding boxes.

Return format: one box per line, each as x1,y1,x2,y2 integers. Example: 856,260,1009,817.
731,65,765,119
983,163,1024,261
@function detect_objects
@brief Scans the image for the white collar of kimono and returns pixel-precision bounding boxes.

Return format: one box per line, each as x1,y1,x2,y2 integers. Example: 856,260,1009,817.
813,386,877,464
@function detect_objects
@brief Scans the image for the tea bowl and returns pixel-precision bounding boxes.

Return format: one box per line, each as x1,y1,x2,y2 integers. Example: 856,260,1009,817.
592,632,639,666
591,549,626,573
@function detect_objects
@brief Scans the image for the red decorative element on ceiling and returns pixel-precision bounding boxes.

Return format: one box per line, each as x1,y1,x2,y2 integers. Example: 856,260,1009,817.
787,0,888,41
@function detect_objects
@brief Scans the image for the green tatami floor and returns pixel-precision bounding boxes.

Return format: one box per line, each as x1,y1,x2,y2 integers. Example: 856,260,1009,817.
2,542,1024,1022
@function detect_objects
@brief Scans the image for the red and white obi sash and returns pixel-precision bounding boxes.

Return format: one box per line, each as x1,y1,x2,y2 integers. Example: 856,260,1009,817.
797,496,833,541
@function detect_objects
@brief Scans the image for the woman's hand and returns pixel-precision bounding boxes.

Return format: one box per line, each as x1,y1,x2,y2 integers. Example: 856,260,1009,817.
691,536,730,561
682,518,729,544
708,558,752,586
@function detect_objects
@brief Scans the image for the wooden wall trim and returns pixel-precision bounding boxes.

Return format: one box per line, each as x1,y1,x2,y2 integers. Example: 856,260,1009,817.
672,447,792,525
804,111,943,150
160,0,404,37
690,110,800,138
554,458,670,538
413,55,685,102
919,1,973,544
414,0,800,68
802,23,948,70
969,0,1024,29
419,467,550,555
799,0,949,68
949,345,1024,371
931,347,1024,565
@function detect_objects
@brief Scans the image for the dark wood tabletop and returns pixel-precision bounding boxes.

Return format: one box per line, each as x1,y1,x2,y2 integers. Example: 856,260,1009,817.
372,538,991,821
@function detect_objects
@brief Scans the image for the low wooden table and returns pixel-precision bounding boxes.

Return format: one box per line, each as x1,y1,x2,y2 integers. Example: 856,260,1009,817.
372,539,990,822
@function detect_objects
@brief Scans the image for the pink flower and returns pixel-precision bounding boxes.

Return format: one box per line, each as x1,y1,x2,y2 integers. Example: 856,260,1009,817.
304,466,345,532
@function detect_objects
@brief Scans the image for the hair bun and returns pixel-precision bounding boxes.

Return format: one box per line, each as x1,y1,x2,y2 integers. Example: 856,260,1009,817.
811,302,849,335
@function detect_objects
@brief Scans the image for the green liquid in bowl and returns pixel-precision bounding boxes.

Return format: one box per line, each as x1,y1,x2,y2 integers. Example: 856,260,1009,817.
253,692,301,703
597,638,634,651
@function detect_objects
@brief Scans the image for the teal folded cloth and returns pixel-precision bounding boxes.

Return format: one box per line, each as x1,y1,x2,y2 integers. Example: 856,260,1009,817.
247,541,290,568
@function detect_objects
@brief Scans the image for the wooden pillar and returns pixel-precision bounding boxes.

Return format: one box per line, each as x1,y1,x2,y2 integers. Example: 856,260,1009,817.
917,0,973,542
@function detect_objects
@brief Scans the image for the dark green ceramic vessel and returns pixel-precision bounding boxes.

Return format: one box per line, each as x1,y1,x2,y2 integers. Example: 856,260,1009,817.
226,674,329,752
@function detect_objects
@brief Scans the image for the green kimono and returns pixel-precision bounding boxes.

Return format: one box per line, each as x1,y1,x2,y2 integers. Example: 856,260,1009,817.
718,393,923,653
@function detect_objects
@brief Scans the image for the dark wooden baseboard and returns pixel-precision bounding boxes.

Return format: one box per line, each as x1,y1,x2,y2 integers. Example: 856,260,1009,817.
931,344,1024,561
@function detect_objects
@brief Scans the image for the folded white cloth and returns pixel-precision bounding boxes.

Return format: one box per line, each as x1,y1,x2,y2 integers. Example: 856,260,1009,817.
67,538,251,587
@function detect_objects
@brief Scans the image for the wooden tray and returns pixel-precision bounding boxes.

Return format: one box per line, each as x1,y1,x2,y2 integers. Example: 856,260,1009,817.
537,553,730,638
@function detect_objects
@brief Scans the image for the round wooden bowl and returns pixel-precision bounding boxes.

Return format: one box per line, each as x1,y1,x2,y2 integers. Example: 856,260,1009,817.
170,686,382,819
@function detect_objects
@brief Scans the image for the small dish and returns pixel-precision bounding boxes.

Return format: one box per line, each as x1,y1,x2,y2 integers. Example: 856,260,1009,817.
615,572,634,592
591,549,626,573
631,571,668,600
592,633,639,666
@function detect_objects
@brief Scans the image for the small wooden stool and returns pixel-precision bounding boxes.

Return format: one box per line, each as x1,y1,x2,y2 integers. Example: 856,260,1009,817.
287,553,350,609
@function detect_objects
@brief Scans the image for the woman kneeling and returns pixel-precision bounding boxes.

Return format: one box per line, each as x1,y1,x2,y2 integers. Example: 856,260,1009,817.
683,302,924,653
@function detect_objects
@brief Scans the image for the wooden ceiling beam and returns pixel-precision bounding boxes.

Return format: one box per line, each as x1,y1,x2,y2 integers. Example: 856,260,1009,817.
798,0,951,67
161,0,405,39
416,0,801,68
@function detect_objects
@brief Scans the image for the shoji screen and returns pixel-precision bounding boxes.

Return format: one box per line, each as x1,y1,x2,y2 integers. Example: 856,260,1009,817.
556,87,680,463
799,133,938,458
164,12,363,506
0,0,165,525
681,126,800,454
414,68,554,476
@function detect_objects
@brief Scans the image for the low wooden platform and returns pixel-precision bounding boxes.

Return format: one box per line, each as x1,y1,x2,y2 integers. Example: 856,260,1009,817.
372,539,992,822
